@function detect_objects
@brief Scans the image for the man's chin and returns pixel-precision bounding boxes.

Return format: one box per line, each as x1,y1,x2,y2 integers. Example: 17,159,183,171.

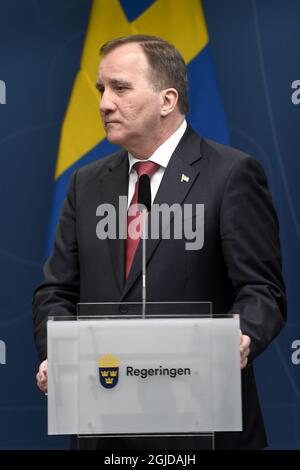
106,131,125,147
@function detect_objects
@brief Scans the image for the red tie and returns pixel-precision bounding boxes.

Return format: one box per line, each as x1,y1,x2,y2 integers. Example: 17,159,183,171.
125,161,159,279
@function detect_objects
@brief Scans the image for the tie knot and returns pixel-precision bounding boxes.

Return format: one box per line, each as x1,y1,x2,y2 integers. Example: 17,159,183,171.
134,161,159,178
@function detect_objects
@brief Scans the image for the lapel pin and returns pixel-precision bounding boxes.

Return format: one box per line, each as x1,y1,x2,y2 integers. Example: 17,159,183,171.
181,174,190,183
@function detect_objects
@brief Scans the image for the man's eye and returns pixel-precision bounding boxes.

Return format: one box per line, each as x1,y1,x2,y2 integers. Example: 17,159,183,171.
96,85,104,95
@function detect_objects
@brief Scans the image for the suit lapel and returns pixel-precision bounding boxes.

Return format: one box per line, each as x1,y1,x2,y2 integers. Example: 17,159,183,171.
98,150,128,293
121,126,203,300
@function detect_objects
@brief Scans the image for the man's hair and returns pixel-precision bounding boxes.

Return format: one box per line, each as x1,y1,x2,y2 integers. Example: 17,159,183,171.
100,35,189,114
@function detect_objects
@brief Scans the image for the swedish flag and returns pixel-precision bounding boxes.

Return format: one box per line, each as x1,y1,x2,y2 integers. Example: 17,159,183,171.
47,0,229,252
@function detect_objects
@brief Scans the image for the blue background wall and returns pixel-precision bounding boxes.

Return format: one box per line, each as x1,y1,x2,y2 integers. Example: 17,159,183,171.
0,0,299,449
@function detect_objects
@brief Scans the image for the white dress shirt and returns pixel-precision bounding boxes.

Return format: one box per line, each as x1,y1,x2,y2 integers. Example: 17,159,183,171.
127,119,187,206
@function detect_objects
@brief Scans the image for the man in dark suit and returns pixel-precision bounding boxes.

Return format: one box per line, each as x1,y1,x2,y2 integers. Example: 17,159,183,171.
33,35,286,449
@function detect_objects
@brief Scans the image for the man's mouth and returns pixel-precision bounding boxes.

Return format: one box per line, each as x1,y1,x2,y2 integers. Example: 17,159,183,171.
105,121,120,126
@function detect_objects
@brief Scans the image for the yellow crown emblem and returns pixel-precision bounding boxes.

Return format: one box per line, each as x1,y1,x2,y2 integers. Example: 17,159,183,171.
98,354,120,368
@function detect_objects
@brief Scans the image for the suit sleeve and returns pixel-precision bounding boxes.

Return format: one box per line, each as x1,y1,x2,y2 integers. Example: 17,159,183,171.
32,170,79,361
220,156,287,361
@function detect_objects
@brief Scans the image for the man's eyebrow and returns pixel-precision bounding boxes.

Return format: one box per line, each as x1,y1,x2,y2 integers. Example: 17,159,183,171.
95,78,132,93
110,78,132,87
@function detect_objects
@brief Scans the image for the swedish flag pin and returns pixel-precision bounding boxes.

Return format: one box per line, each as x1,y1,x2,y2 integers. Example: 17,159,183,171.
181,174,189,183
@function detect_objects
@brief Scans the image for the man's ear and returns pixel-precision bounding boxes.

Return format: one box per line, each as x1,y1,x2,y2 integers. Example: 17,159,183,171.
160,88,179,116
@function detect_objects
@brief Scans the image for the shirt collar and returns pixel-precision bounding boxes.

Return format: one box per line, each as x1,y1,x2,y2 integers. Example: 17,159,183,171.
128,119,187,174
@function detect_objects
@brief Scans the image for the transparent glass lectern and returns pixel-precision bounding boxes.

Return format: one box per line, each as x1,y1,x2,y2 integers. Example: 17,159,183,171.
47,302,242,450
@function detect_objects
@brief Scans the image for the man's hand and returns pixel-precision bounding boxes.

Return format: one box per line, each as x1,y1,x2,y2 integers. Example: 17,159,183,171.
240,332,251,369
36,359,48,394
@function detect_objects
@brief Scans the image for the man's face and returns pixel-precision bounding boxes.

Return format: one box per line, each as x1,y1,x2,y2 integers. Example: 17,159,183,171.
97,43,163,152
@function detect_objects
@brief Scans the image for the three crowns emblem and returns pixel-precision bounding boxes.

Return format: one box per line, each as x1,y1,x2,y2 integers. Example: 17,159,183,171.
98,354,120,389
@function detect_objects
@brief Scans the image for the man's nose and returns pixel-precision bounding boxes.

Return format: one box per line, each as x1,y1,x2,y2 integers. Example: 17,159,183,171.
100,89,116,114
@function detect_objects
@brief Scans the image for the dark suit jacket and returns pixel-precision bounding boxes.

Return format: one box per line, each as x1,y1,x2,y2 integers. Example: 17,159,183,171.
33,125,286,450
